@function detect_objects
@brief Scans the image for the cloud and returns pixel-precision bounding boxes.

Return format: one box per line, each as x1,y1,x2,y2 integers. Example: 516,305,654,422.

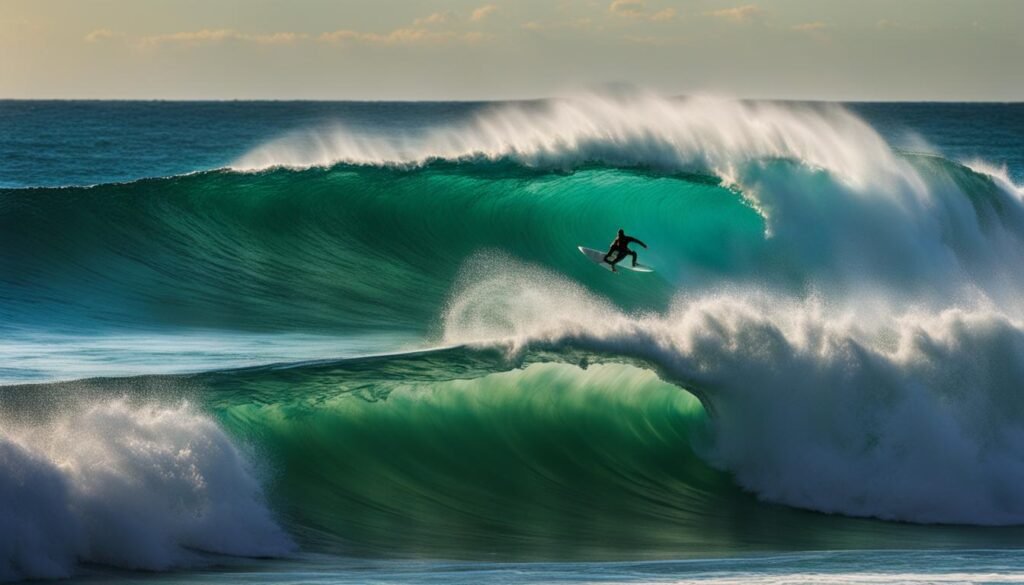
791,21,828,40
470,5,498,22
649,8,676,22
413,12,452,26
624,34,685,46
84,28,121,43
609,0,645,17
96,22,484,50
414,5,495,26
139,29,307,47
704,4,764,22
317,28,483,46
792,21,826,32
609,0,676,22
521,18,595,32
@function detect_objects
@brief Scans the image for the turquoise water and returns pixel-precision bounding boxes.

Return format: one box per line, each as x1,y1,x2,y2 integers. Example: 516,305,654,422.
2,95,1024,583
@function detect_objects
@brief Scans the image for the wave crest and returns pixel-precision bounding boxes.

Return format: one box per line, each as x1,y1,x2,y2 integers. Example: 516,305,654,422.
0,400,293,582
232,93,909,190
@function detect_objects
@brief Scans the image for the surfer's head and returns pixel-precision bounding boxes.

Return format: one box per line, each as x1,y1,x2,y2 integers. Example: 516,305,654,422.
618,228,624,236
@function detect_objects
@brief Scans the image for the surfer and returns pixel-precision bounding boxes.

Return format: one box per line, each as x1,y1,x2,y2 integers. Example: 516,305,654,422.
603,229,647,272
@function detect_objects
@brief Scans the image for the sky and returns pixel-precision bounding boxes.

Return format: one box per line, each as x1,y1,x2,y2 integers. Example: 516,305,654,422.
1,0,1021,101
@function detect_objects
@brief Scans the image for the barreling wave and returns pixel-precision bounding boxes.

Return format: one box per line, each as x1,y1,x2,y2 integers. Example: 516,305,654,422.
0,161,735,332
2,152,1022,334
4,95,1024,580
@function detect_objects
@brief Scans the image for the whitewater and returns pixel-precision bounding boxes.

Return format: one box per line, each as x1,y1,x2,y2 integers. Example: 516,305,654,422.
2,94,1024,583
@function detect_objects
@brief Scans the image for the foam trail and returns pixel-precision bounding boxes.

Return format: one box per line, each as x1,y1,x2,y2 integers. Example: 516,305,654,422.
0,400,293,582
443,257,1024,525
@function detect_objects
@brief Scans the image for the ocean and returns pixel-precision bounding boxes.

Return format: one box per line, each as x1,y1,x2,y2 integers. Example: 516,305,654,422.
2,94,1024,583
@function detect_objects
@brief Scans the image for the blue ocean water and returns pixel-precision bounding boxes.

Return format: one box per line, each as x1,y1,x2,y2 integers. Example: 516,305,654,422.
0,100,487,188
2,96,1024,584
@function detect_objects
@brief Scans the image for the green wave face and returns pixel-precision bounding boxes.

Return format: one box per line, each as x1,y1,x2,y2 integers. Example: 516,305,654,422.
217,362,729,558
0,164,764,332
8,347,1024,564
4,154,1013,335
185,351,1021,561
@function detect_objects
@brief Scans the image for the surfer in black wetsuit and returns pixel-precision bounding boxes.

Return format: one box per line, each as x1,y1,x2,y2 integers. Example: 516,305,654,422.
603,229,647,272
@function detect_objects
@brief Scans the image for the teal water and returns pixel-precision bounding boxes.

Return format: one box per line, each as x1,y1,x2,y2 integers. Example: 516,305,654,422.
2,95,1024,583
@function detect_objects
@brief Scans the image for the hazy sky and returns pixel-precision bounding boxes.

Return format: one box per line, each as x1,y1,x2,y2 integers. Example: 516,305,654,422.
2,0,1021,101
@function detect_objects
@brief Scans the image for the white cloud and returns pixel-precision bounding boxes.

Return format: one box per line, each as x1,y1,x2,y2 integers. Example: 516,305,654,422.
792,21,826,32
609,0,676,22
521,18,595,32
649,8,676,22
791,21,828,40
138,29,308,47
93,20,485,50
413,12,452,26
84,28,121,43
609,0,645,17
704,5,764,22
318,28,483,46
471,5,498,22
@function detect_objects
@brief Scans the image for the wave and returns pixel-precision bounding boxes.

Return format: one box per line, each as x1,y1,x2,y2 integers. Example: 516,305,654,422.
443,257,1024,525
6,335,1024,578
0,400,293,582
0,161,748,333
2,153,1021,337
5,95,1024,579
230,93,903,190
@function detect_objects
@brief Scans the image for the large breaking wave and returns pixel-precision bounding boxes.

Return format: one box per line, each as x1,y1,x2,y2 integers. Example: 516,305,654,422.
0,400,293,581
3,94,1024,580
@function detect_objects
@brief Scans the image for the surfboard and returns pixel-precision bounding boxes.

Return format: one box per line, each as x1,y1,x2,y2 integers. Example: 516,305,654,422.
578,246,654,273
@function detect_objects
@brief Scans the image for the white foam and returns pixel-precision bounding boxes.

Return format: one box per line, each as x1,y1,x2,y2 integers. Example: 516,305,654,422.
964,158,1024,203
443,258,1024,526
231,93,909,190
0,400,293,582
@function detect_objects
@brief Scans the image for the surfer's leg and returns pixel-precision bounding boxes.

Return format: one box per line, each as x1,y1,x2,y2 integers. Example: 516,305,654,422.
606,250,623,272
628,250,638,267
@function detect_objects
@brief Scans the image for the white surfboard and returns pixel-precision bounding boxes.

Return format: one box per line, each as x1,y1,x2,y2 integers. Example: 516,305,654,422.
578,246,654,273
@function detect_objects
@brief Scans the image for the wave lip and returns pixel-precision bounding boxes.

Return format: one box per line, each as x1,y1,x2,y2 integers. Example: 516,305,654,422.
0,400,293,582
231,93,910,190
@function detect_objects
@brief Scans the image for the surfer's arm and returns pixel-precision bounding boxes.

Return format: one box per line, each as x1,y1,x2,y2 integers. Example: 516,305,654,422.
627,237,648,248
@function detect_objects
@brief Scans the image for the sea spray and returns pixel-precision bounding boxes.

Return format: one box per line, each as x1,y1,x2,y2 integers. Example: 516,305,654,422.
442,258,1024,525
0,399,293,582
